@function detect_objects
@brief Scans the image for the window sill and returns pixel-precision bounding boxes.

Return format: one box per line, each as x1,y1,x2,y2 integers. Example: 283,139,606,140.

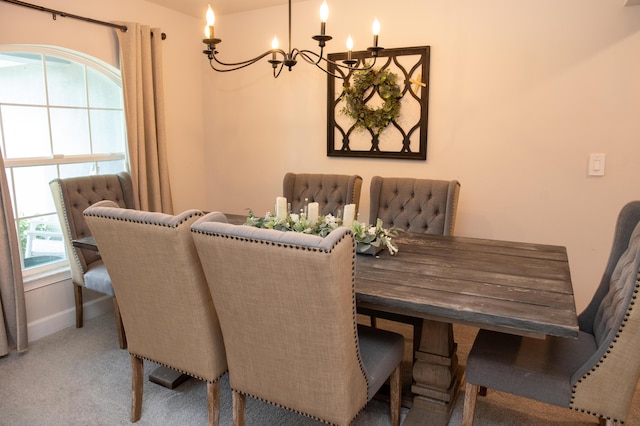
23,267,71,292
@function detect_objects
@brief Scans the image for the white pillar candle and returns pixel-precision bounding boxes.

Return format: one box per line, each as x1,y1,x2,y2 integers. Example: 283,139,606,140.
307,202,319,223
276,197,288,221
342,204,356,227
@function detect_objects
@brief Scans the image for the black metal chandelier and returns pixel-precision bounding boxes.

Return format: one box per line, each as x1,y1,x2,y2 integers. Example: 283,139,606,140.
201,0,384,79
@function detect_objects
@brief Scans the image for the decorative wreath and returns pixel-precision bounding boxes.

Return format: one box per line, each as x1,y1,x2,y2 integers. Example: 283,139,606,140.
341,67,402,135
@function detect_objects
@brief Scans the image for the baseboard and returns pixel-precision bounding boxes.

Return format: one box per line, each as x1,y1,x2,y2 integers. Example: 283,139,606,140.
27,296,114,342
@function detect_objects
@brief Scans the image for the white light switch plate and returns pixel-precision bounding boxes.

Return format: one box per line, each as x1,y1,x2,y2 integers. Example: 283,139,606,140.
588,153,606,176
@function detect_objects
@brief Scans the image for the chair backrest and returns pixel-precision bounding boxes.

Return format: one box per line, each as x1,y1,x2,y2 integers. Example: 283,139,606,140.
83,202,227,382
369,176,460,235
190,217,369,425
571,201,640,420
49,172,138,286
283,172,363,217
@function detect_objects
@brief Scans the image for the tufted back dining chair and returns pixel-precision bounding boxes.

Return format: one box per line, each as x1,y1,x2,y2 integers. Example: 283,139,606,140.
50,172,138,348
369,176,460,235
191,217,404,426
283,172,363,217
463,201,640,426
83,202,228,425
365,176,461,342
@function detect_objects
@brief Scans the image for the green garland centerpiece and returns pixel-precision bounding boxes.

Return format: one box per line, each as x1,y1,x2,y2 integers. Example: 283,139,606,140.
341,66,402,135
245,210,402,255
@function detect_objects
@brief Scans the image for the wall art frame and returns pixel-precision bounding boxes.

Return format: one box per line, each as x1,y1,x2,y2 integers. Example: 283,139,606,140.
327,46,430,160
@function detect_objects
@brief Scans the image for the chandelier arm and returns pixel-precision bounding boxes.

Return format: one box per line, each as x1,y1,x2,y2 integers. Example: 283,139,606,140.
290,47,324,66
298,49,378,73
273,62,286,78
291,51,351,80
210,49,285,68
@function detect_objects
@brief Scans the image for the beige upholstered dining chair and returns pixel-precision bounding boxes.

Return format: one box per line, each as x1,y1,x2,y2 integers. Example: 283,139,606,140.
283,172,363,217
191,216,404,426
463,201,640,426
50,172,138,348
365,176,461,341
83,202,228,425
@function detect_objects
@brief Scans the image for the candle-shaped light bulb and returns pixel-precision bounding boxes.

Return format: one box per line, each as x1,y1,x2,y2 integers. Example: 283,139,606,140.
346,35,353,60
320,1,329,22
372,17,380,47
372,18,380,35
319,1,329,35
205,5,215,39
206,5,215,26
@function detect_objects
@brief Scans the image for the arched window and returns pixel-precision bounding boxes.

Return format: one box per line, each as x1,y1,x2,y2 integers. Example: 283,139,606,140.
0,45,128,276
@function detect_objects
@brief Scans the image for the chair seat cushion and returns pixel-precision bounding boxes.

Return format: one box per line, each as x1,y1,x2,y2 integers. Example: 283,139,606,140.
84,260,114,297
466,329,597,407
357,325,404,400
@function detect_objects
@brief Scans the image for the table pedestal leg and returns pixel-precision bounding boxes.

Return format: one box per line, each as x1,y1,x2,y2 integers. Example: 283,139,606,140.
402,319,463,426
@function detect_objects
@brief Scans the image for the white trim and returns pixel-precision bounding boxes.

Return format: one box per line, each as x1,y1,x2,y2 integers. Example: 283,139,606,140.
4,153,125,168
27,295,114,342
0,44,121,83
23,266,70,292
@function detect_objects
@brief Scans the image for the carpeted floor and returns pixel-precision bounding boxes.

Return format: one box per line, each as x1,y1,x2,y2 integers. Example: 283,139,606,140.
1,313,638,425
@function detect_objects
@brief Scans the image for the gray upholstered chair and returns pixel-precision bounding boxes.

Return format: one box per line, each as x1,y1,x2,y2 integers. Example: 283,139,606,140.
50,172,138,348
191,216,404,426
462,201,640,426
365,176,461,343
283,172,363,217
83,202,228,425
369,176,460,234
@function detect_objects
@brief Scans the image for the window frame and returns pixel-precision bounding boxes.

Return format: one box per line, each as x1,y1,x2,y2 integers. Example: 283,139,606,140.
0,44,128,286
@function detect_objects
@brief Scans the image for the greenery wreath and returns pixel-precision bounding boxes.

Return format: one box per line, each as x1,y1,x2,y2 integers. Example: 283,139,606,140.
341,67,402,135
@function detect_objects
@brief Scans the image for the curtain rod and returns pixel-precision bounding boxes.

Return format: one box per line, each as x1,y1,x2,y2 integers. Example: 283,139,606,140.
1,0,167,40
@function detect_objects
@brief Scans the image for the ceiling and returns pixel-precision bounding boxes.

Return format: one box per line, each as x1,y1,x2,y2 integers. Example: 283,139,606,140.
147,0,640,19
145,0,306,18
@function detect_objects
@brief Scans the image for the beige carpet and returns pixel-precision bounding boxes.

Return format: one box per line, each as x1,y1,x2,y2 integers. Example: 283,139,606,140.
1,313,638,425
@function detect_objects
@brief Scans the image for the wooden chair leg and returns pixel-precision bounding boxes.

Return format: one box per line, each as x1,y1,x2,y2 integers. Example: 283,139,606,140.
207,381,220,426
74,284,83,328
232,389,246,426
370,316,377,327
390,362,402,426
113,297,127,349
130,355,143,422
462,382,479,426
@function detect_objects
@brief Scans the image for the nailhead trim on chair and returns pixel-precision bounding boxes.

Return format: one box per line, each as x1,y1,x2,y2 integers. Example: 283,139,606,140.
569,271,640,424
52,183,86,284
190,229,348,255
84,210,203,227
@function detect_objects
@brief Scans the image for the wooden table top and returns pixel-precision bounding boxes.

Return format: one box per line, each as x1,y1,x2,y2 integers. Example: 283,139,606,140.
75,212,578,339
355,232,579,339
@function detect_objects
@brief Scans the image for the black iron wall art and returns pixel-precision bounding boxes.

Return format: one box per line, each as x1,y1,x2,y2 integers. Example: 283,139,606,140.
327,46,430,160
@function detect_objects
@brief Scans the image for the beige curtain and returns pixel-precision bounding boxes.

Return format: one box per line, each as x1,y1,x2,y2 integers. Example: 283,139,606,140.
0,150,28,355
116,23,173,214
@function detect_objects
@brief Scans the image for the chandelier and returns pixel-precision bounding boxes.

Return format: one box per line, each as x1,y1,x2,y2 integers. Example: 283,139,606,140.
201,0,384,78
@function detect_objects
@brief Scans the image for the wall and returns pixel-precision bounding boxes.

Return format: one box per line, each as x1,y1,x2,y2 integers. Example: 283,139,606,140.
204,0,640,312
0,0,206,340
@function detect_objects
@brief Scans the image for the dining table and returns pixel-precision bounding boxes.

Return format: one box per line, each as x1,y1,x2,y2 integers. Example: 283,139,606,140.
74,212,578,426
353,230,578,425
